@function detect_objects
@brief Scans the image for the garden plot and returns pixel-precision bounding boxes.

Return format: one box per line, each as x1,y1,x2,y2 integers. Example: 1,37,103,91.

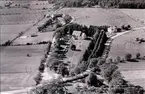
0,45,47,91
58,8,143,28
64,39,91,66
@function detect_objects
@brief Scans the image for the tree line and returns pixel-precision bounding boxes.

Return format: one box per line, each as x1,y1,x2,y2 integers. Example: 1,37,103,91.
48,0,145,9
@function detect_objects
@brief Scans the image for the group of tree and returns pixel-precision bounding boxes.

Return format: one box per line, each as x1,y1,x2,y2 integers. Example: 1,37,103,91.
48,0,145,8
34,41,52,85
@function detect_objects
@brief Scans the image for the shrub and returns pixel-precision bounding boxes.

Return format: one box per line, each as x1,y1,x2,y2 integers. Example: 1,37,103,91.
55,23,62,28
49,59,63,72
34,72,42,85
125,53,132,61
116,56,121,63
136,53,141,59
88,58,98,68
63,14,72,24
70,61,88,75
85,72,103,87
97,58,106,66
70,44,76,51
124,85,144,94
57,63,69,77
39,64,45,73
106,58,113,63
100,63,118,83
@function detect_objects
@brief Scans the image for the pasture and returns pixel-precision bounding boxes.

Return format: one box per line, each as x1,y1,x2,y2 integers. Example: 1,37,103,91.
58,8,143,28
108,28,145,89
0,45,47,91
0,24,32,44
120,9,145,25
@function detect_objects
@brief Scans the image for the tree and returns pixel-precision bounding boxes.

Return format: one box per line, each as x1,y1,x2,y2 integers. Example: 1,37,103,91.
71,44,76,51
39,64,45,73
57,63,69,77
34,72,42,85
124,85,144,94
55,23,62,29
85,72,103,87
88,58,98,68
125,53,132,61
116,56,121,63
97,58,106,66
100,63,118,83
136,53,141,59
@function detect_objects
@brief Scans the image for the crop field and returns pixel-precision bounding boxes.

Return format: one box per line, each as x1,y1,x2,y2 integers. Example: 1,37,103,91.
120,9,145,25
0,1,52,9
108,28,145,89
58,8,143,28
0,45,47,91
0,1,54,92
0,24,32,44
0,10,46,25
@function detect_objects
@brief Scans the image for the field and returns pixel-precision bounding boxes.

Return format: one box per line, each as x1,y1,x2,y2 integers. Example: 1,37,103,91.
120,9,145,25
0,1,54,44
0,1,54,92
0,45,47,91
108,28,145,89
1,3,145,92
58,8,144,28
0,24,32,44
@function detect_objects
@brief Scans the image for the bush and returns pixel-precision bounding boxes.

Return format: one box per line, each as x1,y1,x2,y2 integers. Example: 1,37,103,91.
63,14,72,24
85,72,103,87
55,23,62,29
70,44,76,51
39,64,45,73
49,59,63,72
124,85,144,94
116,56,121,63
70,61,88,75
34,72,42,85
88,58,98,69
57,63,69,77
125,53,132,61
97,58,106,66
136,53,141,59
100,63,118,83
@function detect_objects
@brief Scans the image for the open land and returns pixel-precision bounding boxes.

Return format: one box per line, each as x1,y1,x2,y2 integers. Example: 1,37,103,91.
58,8,144,28
0,45,47,91
108,27,145,88
0,1,54,92
1,2,145,92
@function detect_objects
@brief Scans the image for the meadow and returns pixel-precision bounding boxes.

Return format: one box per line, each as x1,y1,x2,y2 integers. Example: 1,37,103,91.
0,45,47,91
58,8,144,28
120,9,145,25
108,28,145,89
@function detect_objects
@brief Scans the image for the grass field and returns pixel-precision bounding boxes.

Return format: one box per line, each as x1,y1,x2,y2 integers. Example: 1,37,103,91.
0,24,32,44
120,9,145,25
0,2,54,91
0,45,47,91
108,28,145,89
58,8,144,28
108,29,145,59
